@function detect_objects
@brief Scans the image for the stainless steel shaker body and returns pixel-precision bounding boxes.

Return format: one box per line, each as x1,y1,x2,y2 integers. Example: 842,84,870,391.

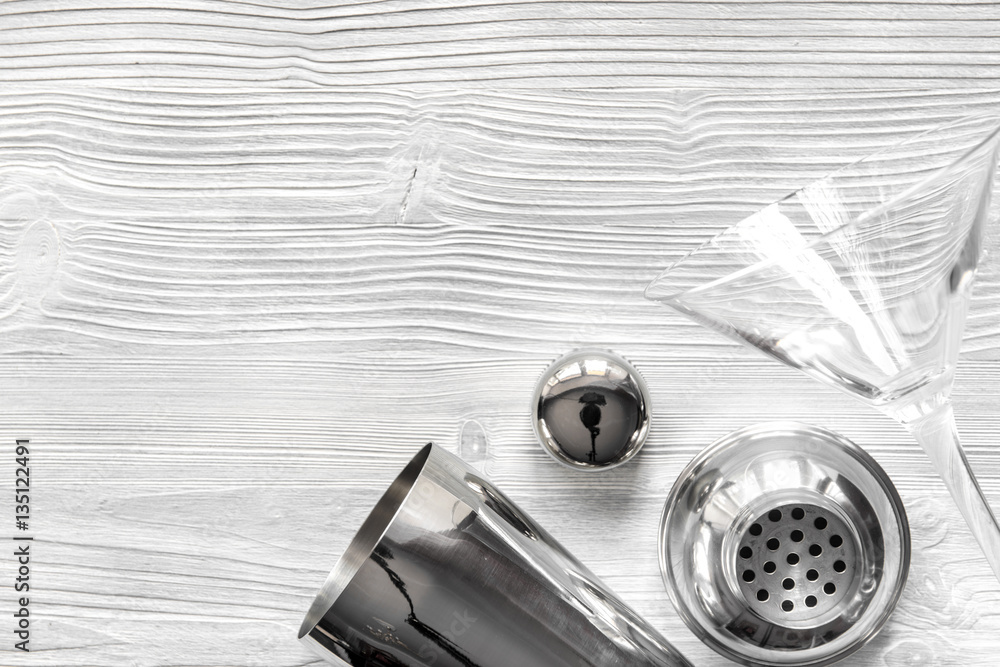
300,443,692,667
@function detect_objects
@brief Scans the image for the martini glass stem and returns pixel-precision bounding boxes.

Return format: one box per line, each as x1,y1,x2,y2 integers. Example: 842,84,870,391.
906,403,1000,582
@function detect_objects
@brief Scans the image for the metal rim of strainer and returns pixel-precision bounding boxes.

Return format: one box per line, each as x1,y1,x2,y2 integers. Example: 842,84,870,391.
659,422,910,667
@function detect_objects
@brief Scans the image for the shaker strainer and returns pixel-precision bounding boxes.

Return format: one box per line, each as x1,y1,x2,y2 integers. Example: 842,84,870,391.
659,422,910,666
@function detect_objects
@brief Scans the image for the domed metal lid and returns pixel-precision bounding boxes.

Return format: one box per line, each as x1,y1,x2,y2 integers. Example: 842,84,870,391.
531,349,651,471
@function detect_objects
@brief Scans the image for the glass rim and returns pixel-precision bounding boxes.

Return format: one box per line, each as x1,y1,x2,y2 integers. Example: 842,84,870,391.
646,113,1000,304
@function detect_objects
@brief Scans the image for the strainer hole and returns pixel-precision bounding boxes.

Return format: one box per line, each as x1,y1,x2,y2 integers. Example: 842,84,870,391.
806,569,819,581
790,529,804,542
809,544,823,557
769,509,782,522
791,507,805,520
781,600,794,612
740,546,753,559
805,595,818,608
814,517,828,530
763,561,777,574
833,560,847,573
743,570,756,583
757,589,770,602
786,553,799,565
766,538,780,551
824,582,837,595
782,578,795,590
830,534,843,548
749,523,763,536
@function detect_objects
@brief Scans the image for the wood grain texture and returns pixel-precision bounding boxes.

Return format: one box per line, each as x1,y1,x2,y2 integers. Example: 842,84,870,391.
1,1,1000,88
1,88,1000,666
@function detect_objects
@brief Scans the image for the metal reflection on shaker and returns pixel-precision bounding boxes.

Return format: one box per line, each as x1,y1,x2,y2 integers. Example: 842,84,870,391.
299,443,692,667
659,422,910,667
532,349,651,470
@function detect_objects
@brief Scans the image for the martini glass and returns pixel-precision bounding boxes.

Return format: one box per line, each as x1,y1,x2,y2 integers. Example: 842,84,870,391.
646,115,1000,583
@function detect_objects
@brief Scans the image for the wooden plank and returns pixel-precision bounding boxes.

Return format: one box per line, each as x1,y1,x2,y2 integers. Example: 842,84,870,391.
1,1,1000,87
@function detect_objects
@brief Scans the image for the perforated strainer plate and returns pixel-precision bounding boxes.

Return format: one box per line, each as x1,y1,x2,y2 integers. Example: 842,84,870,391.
737,503,859,623
659,423,910,667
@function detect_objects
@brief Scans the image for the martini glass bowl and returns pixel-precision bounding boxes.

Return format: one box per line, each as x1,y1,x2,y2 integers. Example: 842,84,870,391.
646,115,1000,583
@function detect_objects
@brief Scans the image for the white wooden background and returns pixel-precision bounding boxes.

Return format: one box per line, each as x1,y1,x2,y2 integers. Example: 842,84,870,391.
2,3,1000,666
